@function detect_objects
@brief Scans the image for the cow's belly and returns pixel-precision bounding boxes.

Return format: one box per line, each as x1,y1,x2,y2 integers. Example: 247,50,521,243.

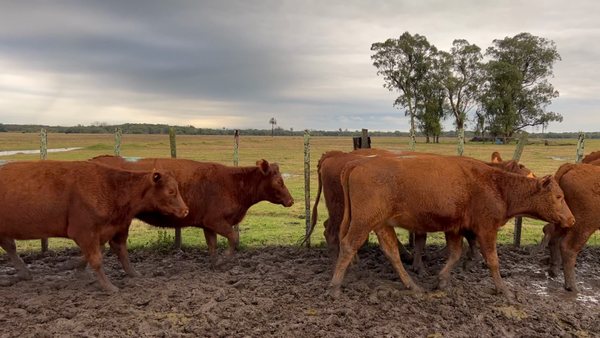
386,211,462,233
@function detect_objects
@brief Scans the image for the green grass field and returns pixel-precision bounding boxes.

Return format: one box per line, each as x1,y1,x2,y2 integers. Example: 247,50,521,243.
1,132,598,254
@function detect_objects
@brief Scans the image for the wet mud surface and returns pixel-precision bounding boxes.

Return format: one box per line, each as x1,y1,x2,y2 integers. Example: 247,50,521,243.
1,245,599,337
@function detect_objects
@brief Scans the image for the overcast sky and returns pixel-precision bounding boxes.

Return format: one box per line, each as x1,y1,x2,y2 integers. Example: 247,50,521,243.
0,0,598,132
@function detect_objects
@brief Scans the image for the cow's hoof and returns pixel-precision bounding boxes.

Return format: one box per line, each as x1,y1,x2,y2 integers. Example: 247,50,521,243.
327,287,341,300
564,284,579,292
409,284,424,293
437,279,449,291
547,268,559,278
17,271,33,281
126,270,142,278
103,283,120,293
497,288,514,299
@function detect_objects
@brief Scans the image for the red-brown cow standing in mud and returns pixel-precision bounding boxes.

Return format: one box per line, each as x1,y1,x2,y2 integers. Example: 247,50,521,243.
540,163,600,291
329,155,574,298
411,152,536,274
0,160,189,292
87,156,294,269
303,149,417,263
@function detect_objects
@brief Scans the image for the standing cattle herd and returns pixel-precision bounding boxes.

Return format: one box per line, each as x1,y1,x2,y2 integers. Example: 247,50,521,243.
0,148,599,301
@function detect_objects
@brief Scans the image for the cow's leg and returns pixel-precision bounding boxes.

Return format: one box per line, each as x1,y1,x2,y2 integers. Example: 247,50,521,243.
323,218,339,265
411,232,427,275
0,237,32,280
328,220,372,299
560,229,594,292
375,226,422,292
75,236,118,293
203,228,220,269
207,223,239,268
463,232,482,271
438,232,463,290
478,230,513,298
397,237,413,264
547,230,562,278
109,232,140,277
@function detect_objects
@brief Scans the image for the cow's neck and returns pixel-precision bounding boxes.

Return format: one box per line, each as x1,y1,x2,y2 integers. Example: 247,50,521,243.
108,169,154,218
495,172,540,218
229,166,268,208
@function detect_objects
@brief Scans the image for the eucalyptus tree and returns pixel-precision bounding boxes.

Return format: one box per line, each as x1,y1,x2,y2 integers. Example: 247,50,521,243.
482,33,562,141
438,40,483,154
371,32,438,150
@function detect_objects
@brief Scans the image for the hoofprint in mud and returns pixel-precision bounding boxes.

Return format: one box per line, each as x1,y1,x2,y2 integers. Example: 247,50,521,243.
0,245,598,337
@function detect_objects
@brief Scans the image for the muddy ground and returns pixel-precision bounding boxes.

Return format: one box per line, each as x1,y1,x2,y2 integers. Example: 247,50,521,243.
0,244,599,338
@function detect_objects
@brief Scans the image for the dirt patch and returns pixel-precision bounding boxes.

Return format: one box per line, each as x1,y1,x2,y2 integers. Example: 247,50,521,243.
1,245,599,337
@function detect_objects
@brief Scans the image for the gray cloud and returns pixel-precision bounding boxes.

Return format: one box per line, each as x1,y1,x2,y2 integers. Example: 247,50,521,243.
0,0,598,131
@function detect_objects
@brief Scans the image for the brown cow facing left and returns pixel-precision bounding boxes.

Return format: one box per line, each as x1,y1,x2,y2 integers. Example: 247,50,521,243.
0,160,188,292
330,155,574,298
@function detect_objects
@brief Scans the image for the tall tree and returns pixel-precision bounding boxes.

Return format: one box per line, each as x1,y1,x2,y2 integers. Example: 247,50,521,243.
371,32,438,150
482,32,562,141
269,117,277,138
438,40,483,155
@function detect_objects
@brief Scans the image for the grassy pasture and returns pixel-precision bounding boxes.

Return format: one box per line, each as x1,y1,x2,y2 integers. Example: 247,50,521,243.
0,132,598,254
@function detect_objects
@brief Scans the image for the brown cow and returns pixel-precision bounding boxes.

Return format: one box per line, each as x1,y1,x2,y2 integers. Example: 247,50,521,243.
303,149,417,263
413,152,536,274
88,156,294,269
541,163,600,291
0,160,188,292
329,155,574,298
581,150,600,164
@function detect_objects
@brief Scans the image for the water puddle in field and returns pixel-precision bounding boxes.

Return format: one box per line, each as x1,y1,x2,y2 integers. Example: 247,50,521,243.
531,280,600,306
0,147,82,157
547,156,569,161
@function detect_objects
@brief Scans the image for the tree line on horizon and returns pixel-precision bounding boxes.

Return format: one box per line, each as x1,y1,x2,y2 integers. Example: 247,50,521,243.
371,32,562,154
0,122,593,140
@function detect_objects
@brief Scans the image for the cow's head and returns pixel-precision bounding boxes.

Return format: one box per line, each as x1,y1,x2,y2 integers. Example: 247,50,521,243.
256,159,294,207
531,175,574,228
146,170,189,218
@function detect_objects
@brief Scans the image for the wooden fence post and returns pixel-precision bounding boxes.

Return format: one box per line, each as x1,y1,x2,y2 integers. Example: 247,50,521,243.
512,132,529,247
40,128,49,252
576,132,585,163
114,127,122,156
361,129,370,149
233,130,240,236
304,130,311,247
169,127,182,250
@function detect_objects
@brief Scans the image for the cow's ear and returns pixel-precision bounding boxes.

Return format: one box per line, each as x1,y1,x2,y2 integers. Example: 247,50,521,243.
540,175,553,188
153,172,162,182
492,157,500,163
271,163,279,173
256,159,270,175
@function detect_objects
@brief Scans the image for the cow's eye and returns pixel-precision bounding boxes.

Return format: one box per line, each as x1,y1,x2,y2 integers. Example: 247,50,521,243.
556,195,562,200
169,190,175,195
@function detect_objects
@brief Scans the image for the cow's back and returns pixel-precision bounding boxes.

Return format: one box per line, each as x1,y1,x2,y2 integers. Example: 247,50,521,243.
92,157,235,227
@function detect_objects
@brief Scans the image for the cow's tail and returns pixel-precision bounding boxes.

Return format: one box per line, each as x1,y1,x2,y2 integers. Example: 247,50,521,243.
300,166,323,247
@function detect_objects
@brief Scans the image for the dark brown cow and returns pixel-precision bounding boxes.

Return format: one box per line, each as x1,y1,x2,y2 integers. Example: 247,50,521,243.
303,149,417,263
581,150,600,164
541,163,600,291
329,155,574,298
0,160,188,292
89,156,294,268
